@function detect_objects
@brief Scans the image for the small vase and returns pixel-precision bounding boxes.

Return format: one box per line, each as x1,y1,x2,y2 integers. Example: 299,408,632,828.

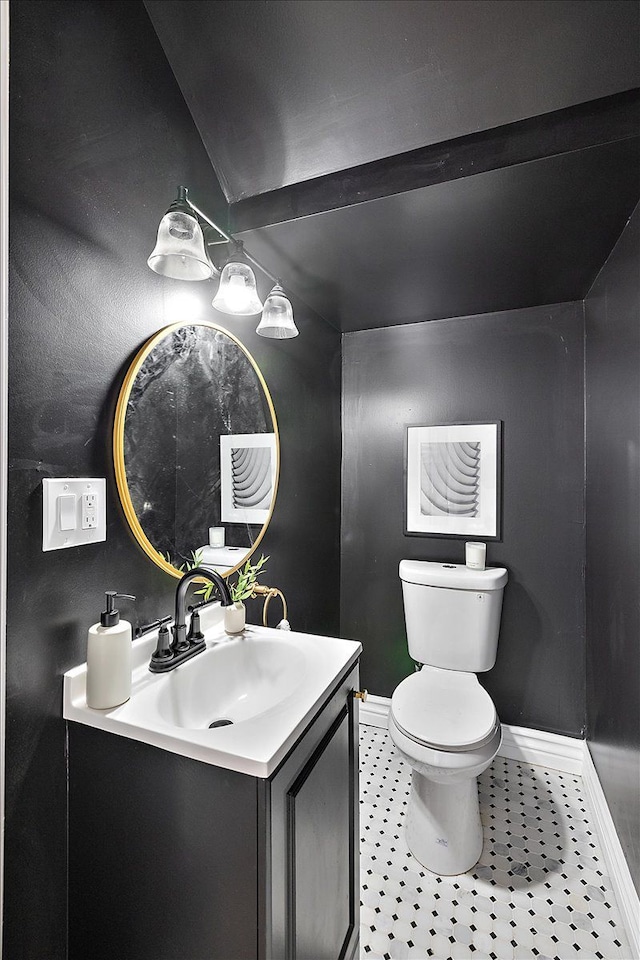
224,601,246,635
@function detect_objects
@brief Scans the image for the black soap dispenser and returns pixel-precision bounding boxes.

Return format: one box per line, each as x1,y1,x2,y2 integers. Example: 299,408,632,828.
86,592,136,709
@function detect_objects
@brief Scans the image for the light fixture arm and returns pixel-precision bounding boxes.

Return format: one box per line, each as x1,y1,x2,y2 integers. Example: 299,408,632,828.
239,247,279,287
186,198,233,243
185,194,280,287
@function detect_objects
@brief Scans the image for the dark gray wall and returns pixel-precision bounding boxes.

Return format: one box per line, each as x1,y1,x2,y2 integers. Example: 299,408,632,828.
7,2,341,955
220,311,342,639
341,302,585,737
585,204,640,895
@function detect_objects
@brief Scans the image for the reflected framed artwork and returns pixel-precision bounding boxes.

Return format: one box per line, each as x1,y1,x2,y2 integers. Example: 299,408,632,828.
405,422,502,540
220,433,277,525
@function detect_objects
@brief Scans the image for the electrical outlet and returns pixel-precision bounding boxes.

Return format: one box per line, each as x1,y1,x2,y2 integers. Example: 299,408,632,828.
43,479,106,550
82,492,98,529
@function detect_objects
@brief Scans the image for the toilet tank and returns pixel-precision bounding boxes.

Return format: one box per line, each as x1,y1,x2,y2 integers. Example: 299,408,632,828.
399,560,508,672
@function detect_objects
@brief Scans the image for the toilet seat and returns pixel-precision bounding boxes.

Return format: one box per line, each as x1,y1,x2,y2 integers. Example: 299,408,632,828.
390,666,498,752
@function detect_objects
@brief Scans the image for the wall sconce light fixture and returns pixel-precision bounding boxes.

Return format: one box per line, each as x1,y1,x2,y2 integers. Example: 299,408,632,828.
211,241,264,316
148,187,299,339
256,282,298,339
147,186,215,282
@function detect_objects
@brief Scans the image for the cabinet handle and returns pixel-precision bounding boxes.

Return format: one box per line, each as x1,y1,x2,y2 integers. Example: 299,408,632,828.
354,690,368,702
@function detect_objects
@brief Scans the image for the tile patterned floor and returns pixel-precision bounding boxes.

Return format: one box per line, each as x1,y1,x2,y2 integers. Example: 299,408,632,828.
359,726,633,960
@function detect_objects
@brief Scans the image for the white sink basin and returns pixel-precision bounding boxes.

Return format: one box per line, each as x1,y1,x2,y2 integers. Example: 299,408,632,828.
64,612,361,779
157,636,306,729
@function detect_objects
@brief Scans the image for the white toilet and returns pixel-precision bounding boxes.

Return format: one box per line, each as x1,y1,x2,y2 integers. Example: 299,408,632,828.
388,559,508,876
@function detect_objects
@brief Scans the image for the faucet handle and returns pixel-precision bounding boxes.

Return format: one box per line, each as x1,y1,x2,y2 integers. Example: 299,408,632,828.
150,624,172,664
187,610,205,644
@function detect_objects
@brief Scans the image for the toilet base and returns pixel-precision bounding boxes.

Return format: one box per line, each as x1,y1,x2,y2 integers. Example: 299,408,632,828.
405,770,483,876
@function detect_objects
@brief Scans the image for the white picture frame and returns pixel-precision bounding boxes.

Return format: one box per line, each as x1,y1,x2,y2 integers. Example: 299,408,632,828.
405,422,502,539
220,432,276,525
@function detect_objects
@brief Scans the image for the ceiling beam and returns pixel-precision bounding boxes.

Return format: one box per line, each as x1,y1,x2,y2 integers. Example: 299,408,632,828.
230,89,640,234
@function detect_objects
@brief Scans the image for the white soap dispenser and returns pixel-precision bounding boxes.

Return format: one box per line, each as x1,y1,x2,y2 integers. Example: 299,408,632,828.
86,591,135,709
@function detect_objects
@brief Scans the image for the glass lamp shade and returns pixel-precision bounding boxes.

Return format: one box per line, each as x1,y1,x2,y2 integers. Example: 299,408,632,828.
147,210,213,281
256,284,299,339
212,261,264,315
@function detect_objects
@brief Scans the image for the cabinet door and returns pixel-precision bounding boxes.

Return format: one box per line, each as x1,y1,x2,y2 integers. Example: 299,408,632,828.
289,706,353,959
265,666,360,960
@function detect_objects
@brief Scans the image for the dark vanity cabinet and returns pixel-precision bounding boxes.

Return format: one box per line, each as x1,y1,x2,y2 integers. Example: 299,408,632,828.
68,662,360,960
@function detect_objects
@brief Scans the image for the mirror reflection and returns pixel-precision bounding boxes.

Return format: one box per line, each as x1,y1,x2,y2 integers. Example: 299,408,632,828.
114,321,278,578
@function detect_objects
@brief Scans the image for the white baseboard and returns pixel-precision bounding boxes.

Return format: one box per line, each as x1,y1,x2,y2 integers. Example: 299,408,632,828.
359,694,391,729
359,695,639,955
499,723,584,775
582,745,640,960
360,695,583,774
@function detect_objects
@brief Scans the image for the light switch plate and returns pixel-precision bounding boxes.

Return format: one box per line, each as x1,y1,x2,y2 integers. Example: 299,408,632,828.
42,478,106,551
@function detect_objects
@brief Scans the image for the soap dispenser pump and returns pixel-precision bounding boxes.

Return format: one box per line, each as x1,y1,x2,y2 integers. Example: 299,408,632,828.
86,591,136,709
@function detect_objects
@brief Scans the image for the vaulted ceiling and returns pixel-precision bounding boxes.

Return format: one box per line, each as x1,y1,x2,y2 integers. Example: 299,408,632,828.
145,0,640,331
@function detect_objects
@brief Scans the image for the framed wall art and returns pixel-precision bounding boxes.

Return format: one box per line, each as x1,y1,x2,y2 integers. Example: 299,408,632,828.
220,432,277,525
405,422,502,539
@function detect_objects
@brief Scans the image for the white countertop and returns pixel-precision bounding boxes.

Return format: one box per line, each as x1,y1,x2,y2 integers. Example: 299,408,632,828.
63,606,361,779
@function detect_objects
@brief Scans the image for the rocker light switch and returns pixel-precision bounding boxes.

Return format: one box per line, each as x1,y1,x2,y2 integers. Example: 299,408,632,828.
42,478,106,551
58,494,76,531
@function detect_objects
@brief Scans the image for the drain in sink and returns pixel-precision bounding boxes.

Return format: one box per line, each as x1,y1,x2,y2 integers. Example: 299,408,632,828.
208,718,234,729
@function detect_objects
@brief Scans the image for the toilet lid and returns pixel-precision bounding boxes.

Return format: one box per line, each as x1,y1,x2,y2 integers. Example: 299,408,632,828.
391,668,497,751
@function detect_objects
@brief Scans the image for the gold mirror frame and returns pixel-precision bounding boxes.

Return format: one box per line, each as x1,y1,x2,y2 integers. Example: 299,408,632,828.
113,321,279,580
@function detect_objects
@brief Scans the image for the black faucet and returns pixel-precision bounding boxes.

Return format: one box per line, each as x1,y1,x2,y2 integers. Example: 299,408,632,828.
149,567,232,673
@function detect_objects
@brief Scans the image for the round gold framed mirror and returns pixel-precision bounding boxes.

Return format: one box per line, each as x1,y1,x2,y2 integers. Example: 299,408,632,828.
114,321,279,579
